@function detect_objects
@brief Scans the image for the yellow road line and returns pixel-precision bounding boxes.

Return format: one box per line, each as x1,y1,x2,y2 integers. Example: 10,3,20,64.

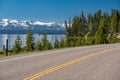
24,47,120,80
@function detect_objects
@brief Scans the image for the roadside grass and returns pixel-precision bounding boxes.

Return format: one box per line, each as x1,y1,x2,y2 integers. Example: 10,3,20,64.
0,49,54,57
0,51,32,57
0,43,120,57
0,47,67,57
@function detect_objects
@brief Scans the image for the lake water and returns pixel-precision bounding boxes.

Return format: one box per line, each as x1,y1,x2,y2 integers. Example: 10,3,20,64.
0,34,65,49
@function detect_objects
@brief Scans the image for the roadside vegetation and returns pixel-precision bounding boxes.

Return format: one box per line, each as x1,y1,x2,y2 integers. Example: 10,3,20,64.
65,9,120,47
0,9,120,56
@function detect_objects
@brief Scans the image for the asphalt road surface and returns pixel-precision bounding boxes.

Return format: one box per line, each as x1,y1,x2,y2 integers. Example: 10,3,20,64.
0,44,120,80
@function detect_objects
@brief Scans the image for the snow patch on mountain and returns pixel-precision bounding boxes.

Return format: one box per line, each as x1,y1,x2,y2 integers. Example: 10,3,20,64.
0,19,65,30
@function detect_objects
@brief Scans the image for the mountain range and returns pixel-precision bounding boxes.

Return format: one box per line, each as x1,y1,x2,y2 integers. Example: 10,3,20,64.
0,19,66,34
0,19,65,30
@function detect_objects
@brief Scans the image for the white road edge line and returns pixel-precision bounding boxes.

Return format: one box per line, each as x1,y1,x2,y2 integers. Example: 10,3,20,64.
0,47,84,63
0,44,114,63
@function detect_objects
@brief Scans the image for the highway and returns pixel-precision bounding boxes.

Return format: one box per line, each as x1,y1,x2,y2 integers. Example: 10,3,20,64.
0,43,120,80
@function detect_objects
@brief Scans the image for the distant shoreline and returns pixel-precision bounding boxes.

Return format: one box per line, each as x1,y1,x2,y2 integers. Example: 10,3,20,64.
0,30,66,34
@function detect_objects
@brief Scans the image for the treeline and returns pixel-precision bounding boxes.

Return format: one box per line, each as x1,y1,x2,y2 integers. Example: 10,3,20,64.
11,9,120,54
12,28,66,54
65,9,120,47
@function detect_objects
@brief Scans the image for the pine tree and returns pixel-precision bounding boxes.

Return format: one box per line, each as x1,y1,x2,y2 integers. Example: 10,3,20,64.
12,35,22,53
87,13,94,37
54,39,60,49
66,31,70,47
26,28,34,51
88,10,102,37
110,9,119,33
119,19,120,33
111,14,118,33
65,21,70,47
81,11,88,36
47,42,52,50
42,33,48,50
42,33,52,50
72,16,80,36
60,38,65,48
35,39,42,51
95,17,108,44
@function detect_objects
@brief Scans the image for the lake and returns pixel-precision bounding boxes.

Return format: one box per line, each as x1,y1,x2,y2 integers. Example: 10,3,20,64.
0,34,65,49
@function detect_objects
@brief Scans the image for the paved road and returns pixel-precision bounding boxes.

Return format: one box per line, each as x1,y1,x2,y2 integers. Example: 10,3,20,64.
0,44,120,80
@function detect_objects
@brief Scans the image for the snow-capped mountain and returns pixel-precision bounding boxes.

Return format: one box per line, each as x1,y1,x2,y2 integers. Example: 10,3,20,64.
0,19,65,30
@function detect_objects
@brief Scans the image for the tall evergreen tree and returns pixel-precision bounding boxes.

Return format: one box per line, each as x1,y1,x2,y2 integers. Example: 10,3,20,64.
111,13,118,33
118,19,120,33
42,33,52,50
47,42,52,50
81,11,88,36
95,17,108,44
72,16,80,36
12,35,22,53
103,12,111,35
65,21,70,47
87,14,94,37
111,9,119,33
42,33,48,50
54,39,60,49
60,38,65,48
35,39,42,51
26,28,34,51
95,10,101,34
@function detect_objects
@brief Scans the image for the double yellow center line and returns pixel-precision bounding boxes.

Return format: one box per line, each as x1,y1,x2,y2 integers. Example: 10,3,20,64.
24,47,120,80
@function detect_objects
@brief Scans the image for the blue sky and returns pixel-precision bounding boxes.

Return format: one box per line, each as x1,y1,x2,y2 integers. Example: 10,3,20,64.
0,0,120,22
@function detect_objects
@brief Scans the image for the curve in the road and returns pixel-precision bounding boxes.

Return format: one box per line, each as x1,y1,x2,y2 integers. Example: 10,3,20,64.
23,47,120,80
